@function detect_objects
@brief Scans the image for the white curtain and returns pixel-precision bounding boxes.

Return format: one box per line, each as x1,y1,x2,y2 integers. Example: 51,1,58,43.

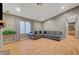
25,22,31,34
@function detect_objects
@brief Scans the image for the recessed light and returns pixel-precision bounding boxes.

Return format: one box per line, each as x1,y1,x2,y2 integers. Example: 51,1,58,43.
60,6,65,10
16,7,20,12
41,18,45,20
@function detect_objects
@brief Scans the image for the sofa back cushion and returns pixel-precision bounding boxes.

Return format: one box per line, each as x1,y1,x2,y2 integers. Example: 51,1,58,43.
34,31,38,35
43,31,47,34
50,31,54,35
39,31,42,34
54,31,62,35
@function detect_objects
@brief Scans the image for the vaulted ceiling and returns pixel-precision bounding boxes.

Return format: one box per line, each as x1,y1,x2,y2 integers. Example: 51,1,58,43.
3,3,79,22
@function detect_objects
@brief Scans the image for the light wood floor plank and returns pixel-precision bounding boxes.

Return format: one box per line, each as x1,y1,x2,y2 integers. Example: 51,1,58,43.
1,35,79,55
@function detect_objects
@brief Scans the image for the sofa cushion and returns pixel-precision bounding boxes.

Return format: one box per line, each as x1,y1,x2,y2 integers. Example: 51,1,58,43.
49,31,54,36
39,31,42,34
28,32,34,36
34,31,38,35
43,31,47,34
54,31,62,35
29,31,62,40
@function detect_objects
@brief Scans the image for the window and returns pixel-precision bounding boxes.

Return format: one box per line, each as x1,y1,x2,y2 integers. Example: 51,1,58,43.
20,21,26,33
26,22,31,34
20,20,31,34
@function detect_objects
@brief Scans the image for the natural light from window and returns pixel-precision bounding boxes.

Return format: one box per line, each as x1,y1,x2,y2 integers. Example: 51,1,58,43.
20,21,31,34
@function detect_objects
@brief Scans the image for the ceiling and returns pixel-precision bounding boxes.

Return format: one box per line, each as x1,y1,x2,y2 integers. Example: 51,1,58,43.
3,3,79,22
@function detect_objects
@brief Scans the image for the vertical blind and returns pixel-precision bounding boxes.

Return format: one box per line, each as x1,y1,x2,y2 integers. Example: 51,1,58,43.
20,20,31,34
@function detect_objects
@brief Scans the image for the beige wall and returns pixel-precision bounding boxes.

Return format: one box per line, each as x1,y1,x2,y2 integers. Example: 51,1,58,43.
43,7,79,38
32,21,43,31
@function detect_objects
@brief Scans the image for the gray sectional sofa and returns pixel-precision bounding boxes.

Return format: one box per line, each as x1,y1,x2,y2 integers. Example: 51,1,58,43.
28,31,62,41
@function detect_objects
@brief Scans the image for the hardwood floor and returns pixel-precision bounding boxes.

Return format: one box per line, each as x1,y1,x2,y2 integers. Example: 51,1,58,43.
1,35,79,55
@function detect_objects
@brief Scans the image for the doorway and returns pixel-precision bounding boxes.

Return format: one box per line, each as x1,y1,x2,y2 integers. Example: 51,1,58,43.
65,16,78,39
68,22,75,35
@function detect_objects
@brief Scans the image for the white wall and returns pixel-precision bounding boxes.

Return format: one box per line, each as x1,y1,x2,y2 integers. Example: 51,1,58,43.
3,13,43,40
3,13,15,30
43,7,79,38
3,7,79,39
77,16,79,39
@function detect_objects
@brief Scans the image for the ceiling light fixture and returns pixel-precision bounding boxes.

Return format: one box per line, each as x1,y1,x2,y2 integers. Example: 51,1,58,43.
61,6,65,10
37,3,44,6
41,18,45,20
16,7,20,12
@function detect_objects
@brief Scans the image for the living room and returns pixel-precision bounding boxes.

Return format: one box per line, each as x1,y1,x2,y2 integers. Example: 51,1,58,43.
0,3,79,55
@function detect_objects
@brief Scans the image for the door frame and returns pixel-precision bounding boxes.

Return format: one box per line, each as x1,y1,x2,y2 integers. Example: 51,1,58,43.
65,16,78,39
